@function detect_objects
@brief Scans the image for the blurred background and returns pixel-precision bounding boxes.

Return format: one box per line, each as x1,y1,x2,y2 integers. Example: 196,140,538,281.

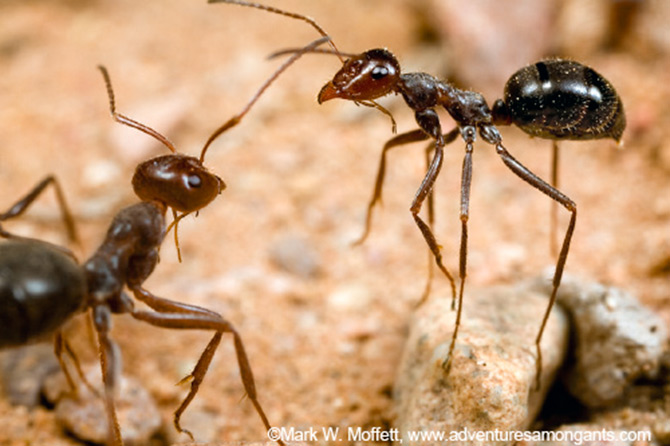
0,0,669,444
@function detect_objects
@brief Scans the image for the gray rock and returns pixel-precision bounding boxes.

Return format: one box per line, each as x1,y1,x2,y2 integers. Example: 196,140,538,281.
534,274,668,408
395,281,569,445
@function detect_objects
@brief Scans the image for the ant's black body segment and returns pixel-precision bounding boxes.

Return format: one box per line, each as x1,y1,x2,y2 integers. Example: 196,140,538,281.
0,176,82,348
0,236,85,349
208,1,626,390
493,60,625,141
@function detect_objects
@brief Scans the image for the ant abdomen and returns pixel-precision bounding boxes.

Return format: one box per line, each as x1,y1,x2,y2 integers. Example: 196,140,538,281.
132,154,225,214
0,240,85,348
493,59,625,142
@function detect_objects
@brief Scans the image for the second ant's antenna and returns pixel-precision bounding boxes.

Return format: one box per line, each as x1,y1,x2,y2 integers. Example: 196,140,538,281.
200,35,331,162
97,65,178,154
208,0,344,63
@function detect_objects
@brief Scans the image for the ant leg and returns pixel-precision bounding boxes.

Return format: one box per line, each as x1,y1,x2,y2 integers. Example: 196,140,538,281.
129,287,283,446
65,333,101,397
495,143,576,390
409,140,457,304
0,175,77,242
92,305,124,446
415,129,460,307
354,127,461,248
54,331,100,398
353,129,429,246
442,127,476,373
417,140,436,307
550,142,560,257
53,331,79,395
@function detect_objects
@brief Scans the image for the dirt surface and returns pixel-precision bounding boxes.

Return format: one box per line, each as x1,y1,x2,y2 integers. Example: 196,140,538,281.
0,1,669,445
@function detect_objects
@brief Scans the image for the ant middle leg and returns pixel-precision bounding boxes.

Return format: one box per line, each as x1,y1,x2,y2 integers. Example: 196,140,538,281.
494,142,576,390
128,286,283,445
441,127,476,373
0,175,77,242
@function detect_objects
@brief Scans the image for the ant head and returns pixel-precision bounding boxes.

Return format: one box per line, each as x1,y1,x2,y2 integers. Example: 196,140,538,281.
98,66,226,214
133,154,225,214
318,49,400,103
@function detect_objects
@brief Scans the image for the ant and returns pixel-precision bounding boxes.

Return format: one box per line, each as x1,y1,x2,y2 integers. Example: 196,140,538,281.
0,50,332,445
207,0,626,389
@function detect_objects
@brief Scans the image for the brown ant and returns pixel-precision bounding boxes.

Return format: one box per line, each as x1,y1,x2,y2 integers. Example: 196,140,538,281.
208,0,626,389
0,43,331,445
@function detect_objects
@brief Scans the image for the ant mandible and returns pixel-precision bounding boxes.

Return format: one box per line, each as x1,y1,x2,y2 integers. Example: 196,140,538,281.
207,0,626,389
1,53,357,445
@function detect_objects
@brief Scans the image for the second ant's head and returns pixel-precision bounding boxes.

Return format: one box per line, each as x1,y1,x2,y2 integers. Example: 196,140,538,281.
133,154,225,214
318,49,400,103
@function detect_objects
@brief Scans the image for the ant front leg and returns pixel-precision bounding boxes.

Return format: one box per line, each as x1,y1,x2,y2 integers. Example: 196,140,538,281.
0,175,77,242
353,129,428,245
493,140,576,390
355,128,461,248
409,109,457,304
128,286,285,446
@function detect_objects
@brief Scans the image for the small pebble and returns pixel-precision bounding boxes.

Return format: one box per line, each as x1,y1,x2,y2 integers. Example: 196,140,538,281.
268,234,321,279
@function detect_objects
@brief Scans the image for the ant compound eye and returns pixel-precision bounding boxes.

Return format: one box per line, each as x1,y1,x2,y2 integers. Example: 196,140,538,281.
187,174,202,188
371,65,389,80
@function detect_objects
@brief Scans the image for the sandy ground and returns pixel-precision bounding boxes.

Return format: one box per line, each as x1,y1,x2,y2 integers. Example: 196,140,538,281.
0,1,669,445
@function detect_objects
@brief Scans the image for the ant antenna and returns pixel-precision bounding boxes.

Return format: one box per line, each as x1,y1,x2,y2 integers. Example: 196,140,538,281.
200,35,331,162
207,2,396,135
268,47,358,60
208,0,344,63
97,65,178,154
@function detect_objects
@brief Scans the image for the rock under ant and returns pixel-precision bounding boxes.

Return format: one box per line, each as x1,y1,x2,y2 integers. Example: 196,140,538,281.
0,49,332,444
207,0,626,389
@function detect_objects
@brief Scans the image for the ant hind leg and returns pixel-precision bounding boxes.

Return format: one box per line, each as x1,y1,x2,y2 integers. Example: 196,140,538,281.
494,142,576,390
0,175,77,243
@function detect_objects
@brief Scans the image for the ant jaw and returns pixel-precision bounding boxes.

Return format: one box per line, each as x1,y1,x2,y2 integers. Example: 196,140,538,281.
317,81,341,104
216,175,227,194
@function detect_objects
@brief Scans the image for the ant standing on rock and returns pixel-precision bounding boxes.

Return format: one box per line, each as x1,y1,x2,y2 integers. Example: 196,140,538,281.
0,37,331,446
208,0,626,389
